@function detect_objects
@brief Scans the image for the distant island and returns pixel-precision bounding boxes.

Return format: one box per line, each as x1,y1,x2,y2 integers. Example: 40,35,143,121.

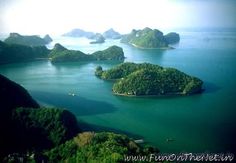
95,62,203,96
164,32,180,44
0,74,158,162
103,28,122,39
0,38,125,64
89,33,105,44
63,28,122,40
0,41,50,64
43,34,53,43
62,28,96,39
4,33,53,46
121,27,180,49
50,44,124,63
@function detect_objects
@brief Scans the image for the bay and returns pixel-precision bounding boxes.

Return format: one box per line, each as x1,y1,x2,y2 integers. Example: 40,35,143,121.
0,28,236,153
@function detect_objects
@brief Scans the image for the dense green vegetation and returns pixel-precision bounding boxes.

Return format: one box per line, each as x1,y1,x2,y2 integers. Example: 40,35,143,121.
0,74,79,161
0,74,78,160
4,33,52,46
11,107,79,150
1,107,79,162
50,43,94,63
164,32,180,44
0,73,39,132
0,40,124,64
121,27,180,49
0,41,50,64
44,132,158,163
96,62,162,80
0,74,40,159
96,62,203,96
121,27,168,48
50,44,124,63
92,45,125,60
103,28,122,39
0,74,158,162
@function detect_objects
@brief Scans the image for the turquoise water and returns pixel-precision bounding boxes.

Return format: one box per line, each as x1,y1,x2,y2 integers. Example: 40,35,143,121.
0,28,236,153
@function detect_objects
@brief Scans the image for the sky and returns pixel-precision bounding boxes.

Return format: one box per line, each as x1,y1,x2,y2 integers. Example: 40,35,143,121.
0,0,236,35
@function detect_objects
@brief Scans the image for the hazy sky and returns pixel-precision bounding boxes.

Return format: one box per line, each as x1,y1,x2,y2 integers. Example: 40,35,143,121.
0,0,236,35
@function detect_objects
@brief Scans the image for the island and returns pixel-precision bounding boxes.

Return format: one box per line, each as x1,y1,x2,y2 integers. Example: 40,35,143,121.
62,28,95,39
121,27,180,49
0,41,50,64
43,34,53,44
4,33,53,46
103,28,122,39
0,41,124,64
89,33,105,44
95,62,203,96
50,43,124,63
164,32,180,44
0,74,158,162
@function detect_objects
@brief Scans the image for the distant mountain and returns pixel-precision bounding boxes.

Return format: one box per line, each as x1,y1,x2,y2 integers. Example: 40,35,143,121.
62,28,95,39
90,33,105,44
0,41,50,64
4,33,52,46
103,28,121,39
121,27,180,49
50,43,124,63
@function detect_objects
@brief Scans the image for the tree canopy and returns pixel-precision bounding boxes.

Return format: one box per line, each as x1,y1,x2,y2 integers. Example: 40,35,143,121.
4,33,52,46
121,27,180,49
96,62,203,96
0,41,50,64
50,44,124,63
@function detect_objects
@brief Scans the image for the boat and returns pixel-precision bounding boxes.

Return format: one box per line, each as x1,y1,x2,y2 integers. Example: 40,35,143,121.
68,92,76,96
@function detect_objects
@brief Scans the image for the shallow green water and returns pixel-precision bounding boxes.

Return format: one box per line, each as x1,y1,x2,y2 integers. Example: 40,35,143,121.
1,28,236,153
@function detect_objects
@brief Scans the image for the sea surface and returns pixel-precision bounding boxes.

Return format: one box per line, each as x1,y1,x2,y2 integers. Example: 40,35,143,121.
1,28,236,153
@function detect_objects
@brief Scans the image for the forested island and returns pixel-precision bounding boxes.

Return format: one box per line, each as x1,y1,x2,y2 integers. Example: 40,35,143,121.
0,40,124,64
50,44,124,63
0,41,50,64
0,74,158,162
4,33,53,46
95,62,203,96
121,27,180,49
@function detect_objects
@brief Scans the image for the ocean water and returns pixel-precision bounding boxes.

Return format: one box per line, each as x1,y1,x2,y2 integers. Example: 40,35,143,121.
0,28,236,153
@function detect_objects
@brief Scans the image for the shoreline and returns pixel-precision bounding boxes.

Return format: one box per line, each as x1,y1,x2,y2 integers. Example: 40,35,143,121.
112,92,185,97
130,43,174,50
112,89,204,97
